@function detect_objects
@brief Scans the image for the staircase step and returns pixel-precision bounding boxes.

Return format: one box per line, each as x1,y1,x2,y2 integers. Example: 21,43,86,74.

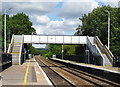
12,53,19,57
12,48,20,52
12,58,19,60
11,52,19,53
12,56,19,58
8,35,23,65
13,43,21,46
14,35,22,42
102,54,112,66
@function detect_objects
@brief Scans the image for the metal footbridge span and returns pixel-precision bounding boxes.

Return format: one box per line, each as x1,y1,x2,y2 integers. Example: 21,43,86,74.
7,35,115,66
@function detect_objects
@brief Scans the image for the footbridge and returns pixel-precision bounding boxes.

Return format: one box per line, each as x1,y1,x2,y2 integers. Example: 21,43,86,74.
7,35,115,66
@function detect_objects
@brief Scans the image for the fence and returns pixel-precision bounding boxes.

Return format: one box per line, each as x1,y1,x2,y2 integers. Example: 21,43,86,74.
56,55,86,63
115,56,120,67
0,53,12,72
56,54,103,66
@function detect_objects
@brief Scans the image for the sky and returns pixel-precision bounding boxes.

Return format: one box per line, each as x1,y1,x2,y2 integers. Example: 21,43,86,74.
1,0,120,48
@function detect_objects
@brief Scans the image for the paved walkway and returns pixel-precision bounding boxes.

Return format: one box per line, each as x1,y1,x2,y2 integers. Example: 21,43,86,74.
1,58,52,86
51,58,120,73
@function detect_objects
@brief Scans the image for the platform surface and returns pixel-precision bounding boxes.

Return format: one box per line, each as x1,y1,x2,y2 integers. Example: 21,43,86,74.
51,58,120,74
0,58,52,86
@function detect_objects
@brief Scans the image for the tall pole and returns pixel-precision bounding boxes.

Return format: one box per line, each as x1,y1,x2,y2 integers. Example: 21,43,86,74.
108,12,110,50
104,10,110,50
4,9,6,53
4,8,12,53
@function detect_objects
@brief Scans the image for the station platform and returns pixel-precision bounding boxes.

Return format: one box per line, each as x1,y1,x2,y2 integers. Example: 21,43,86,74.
1,58,52,86
51,58,120,84
51,58,120,74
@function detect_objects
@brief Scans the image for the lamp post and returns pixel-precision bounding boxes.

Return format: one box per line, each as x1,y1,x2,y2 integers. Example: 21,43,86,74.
104,10,110,50
4,8,12,53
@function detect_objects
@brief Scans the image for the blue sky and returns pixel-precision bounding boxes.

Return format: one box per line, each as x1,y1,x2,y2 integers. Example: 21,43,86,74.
2,0,119,48
47,2,64,21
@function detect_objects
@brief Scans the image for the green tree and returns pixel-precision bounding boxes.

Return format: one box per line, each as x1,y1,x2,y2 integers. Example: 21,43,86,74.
8,13,36,35
1,12,36,51
29,44,40,55
75,6,120,56
63,45,76,55
40,50,48,57
47,44,62,55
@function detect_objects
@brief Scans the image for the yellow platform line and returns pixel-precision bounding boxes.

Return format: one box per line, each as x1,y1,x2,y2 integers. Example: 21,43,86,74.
23,59,30,87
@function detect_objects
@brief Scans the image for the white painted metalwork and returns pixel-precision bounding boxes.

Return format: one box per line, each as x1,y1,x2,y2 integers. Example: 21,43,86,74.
24,35,87,44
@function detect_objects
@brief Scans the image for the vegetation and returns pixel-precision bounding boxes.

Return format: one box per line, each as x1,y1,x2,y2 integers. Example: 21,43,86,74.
39,44,85,59
29,44,40,55
1,12,36,54
8,13,35,35
75,6,120,56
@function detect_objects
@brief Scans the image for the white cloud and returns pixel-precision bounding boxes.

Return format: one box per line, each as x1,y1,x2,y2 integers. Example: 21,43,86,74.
2,0,63,2
91,0,99,11
47,21,63,29
32,44,46,48
2,2,58,15
33,20,65,35
32,17,81,36
55,0,99,19
36,15,50,24
63,19,80,27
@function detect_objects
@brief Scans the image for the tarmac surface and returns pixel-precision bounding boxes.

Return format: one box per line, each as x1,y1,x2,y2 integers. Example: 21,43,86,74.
51,58,120,73
0,58,52,87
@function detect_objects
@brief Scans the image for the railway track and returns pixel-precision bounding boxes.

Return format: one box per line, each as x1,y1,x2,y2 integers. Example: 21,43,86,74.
35,56,120,87
35,56,75,86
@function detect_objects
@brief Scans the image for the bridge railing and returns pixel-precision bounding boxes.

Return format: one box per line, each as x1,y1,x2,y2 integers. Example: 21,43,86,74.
19,35,24,64
23,35,87,44
95,36,114,66
87,36,100,56
7,34,14,53
94,36,105,53
0,54,12,72
104,45,115,65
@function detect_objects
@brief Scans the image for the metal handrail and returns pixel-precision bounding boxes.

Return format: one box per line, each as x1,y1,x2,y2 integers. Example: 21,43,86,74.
18,35,24,65
96,36,103,46
104,45,115,62
95,36,114,64
95,36,104,53
8,34,14,53
87,36,100,56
